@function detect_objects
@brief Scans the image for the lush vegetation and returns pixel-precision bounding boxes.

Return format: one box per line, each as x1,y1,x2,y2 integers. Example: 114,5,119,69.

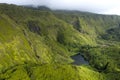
0,3,120,80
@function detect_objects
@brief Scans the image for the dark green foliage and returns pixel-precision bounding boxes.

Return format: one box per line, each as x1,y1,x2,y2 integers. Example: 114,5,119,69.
79,46,120,73
101,25,120,41
57,32,65,44
27,20,41,35
72,17,82,32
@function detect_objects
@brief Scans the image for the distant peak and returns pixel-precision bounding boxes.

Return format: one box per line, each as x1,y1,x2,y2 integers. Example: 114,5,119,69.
23,5,51,11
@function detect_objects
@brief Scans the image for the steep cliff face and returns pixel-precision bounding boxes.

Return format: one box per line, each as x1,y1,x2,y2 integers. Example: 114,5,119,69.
0,4,120,80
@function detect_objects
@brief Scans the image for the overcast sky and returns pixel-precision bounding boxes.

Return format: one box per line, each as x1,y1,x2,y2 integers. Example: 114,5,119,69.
0,0,120,15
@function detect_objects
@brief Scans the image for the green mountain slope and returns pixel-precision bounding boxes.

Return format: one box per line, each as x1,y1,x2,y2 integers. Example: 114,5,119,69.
0,4,120,80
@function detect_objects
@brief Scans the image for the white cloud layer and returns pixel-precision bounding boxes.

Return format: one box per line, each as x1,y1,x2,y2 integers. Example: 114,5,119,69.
0,0,120,15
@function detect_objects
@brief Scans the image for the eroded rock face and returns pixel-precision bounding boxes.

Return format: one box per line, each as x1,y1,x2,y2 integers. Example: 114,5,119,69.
27,20,41,35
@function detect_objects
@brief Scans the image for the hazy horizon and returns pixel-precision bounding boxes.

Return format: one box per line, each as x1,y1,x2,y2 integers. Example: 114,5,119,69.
0,0,120,15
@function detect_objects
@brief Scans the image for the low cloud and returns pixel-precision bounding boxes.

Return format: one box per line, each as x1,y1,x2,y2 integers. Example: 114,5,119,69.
0,0,120,15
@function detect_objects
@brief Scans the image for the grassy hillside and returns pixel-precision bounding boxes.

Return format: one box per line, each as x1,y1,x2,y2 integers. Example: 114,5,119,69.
0,3,120,80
